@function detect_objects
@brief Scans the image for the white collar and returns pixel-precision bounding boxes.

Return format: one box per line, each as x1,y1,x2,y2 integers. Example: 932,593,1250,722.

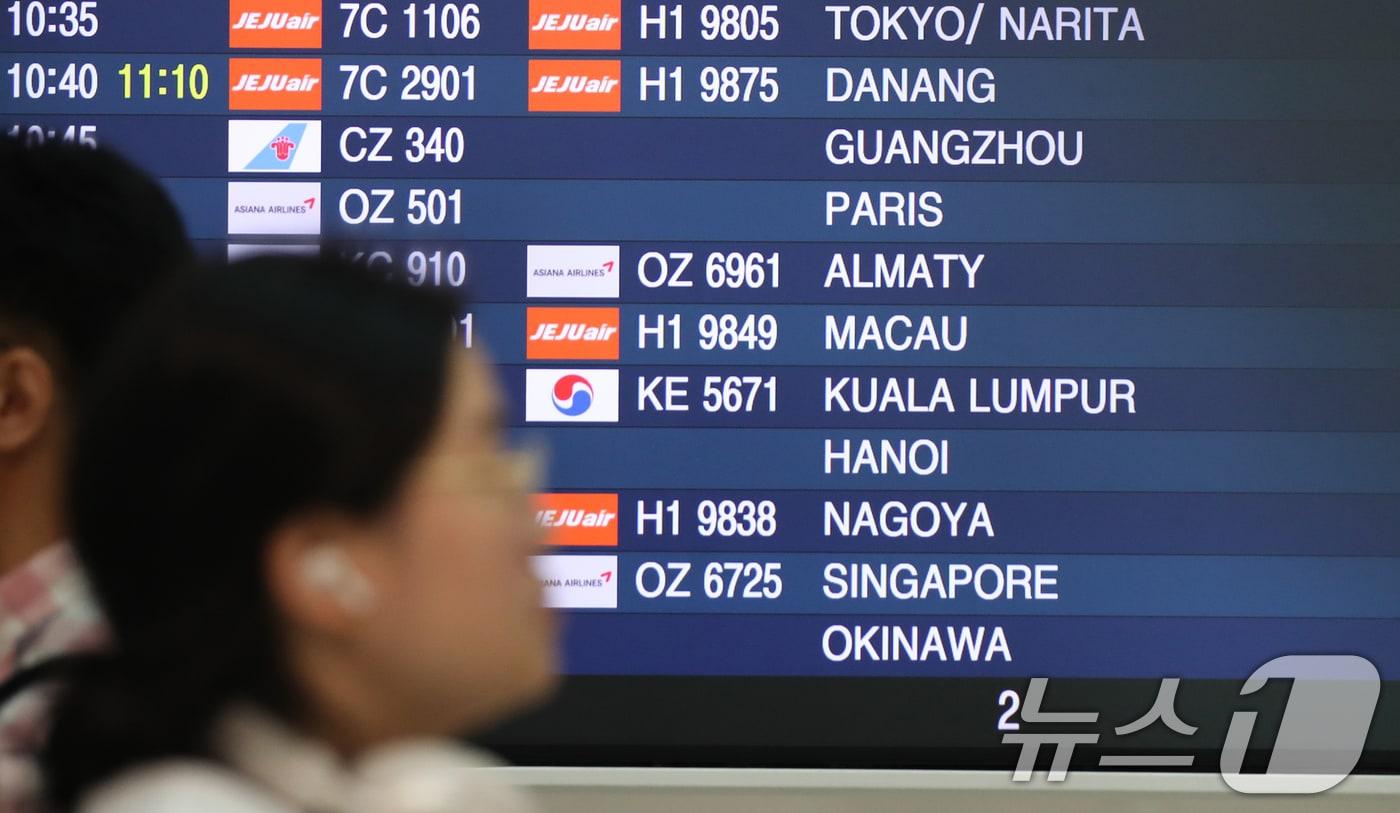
213,706,535,813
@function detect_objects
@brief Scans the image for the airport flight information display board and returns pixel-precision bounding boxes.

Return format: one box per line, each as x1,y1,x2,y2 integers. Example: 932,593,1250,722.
5,0,1400,772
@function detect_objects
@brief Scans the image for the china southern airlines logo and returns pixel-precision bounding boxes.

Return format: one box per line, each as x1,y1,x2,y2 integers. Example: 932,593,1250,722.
228,120,322,173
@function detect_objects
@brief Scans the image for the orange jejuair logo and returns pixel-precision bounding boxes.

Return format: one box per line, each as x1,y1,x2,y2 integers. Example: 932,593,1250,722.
526,307,620,360
527,59,622,112
528,0,622,50
228,58,323,111
534,494,620,547
229,0,323,49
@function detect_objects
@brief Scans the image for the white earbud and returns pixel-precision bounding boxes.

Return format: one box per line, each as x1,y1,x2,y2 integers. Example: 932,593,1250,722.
301,545,377,614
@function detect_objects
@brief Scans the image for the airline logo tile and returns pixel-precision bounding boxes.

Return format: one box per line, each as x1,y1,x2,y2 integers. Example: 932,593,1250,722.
229,0,323,49
529,0,622,51
525,369,619,423
227,182,322,236
228,121,322,173
527,60,622,113
526,307,620,360
227,243,320,262
534,493,619,547
533,554,618,609
229,59,323,111
527,245,620,299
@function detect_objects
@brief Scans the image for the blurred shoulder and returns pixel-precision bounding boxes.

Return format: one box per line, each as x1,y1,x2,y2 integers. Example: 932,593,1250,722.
78,761,299,813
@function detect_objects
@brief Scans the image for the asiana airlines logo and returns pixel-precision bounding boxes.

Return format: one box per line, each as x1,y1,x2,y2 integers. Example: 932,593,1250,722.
526,245,620,298
532,554,618,608
227,182,322,236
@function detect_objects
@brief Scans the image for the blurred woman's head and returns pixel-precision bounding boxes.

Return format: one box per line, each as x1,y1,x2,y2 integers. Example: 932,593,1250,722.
43,253,556,804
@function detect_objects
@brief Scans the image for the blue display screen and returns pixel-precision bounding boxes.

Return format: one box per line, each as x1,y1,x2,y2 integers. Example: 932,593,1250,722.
6,0,1397,769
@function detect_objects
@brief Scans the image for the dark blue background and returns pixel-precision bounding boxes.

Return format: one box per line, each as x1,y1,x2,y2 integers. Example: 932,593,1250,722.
6,0,1399,682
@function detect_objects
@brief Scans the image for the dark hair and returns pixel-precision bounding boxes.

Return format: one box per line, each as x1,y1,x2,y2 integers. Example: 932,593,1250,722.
41,253,459,808
0,137,193,390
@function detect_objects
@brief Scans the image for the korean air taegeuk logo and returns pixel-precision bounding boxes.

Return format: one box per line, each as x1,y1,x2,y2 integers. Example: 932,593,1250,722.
525,369,619,422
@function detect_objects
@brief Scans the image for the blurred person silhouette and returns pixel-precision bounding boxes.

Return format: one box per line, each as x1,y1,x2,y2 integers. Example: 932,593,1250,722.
0,137,194,812
40,254,557,812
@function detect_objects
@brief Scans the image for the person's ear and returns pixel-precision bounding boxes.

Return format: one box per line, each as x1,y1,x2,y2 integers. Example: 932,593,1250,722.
0,347,56,454
265,512,387,636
